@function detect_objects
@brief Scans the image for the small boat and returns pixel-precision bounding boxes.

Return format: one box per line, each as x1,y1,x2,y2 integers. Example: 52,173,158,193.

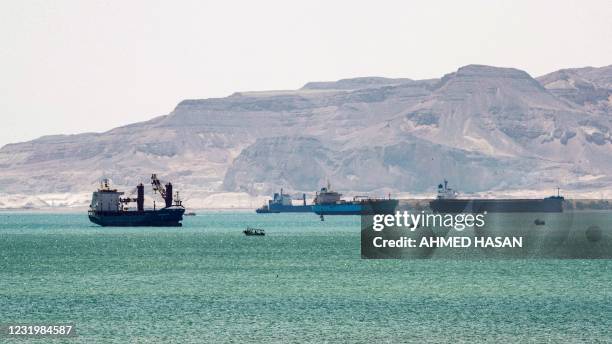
185,212,196,216
534,219,545,226
243,227,265,236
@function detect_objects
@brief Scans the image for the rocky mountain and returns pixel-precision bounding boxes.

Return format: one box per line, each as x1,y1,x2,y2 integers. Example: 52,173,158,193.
1,64,611,207
537,66,612,116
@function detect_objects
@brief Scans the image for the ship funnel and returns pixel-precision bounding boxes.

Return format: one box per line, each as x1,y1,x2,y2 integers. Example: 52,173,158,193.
165,182,173,208
137,183,144,212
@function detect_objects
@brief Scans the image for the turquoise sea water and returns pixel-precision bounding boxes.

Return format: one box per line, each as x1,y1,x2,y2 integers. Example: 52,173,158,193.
0,212,610,343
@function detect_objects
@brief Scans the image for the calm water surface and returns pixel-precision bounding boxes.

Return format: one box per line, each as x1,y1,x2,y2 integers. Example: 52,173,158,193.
0,212,610,343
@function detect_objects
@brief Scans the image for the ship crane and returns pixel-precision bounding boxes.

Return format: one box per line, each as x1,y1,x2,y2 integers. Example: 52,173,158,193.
151,174,181,208
119,184,145,211
151,173,167,199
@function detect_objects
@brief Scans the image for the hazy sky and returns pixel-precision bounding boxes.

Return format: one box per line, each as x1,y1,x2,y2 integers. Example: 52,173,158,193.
1,0,610,147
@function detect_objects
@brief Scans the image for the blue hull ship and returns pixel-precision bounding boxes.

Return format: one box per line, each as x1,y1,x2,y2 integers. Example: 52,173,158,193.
311,183,398,216
312,203,361,215
256,204,313,213
312,199,399,215
256,184,398,216
256,189,313,213
88,174,185,227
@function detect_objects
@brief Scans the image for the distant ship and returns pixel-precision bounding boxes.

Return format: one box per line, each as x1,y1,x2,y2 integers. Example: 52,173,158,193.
311,183,398,216
255,189,312,213
429,180,564,213
88,174,185,226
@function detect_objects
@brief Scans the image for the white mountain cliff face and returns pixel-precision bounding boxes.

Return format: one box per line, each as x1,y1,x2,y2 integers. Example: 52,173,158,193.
1,65,611,207
537,66,612,116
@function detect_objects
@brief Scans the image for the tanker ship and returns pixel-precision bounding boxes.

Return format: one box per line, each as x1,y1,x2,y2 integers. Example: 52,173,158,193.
311,183,398,216
429,180,564,213
88,174,185,226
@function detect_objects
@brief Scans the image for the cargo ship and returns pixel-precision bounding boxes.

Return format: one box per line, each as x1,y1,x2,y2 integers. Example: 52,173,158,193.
311,183,398,216
255,189,312,213
428,180,564,213
88,174,185,226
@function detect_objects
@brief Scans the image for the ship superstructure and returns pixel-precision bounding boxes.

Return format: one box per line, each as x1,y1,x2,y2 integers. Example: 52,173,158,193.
88,174,185,226
437,180,458,199
256,188,312,213
314,182,343,204
312,182,398,216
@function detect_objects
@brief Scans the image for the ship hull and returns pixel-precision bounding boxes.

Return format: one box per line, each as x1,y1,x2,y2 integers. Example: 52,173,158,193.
313,199,399,215
88,207,185,227
312,203,362,215
429,198,563,213
256,204,313,213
